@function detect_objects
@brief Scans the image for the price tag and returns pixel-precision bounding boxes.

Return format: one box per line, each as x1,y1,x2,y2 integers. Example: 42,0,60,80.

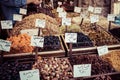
13,14,22,21
1,20,13,29
62,18,71,26
97,45,109,56
58,1,62,5
94,7,102,14
80,11,88,18
19,69,40,80
19,8,27,15
74,7,81,13
31,36,44,47
59,12,67,18
73,64,91,78
65,33,77,43
35,19,46,28
90,15,99,23
107,14,115,21
20,29,39,36
0,39,11,52
57,7,64,12
88,6,94,12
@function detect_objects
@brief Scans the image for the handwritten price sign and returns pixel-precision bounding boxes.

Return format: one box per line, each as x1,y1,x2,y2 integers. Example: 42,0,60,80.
73,64,91,78
57,7,64,12
65,33,77,43
74,7,81,13
35,19,46,28
59,12,67,18
13,14,22,21
1,20,13,29
19,69,40,80
88,6,94,12
31,36,44,47
0,39,11,52
90,15,99,23
20,29,39,36
19,8,27,15
107,14,115,21
62,18,71,26
97,45,109,56
94,7,102,14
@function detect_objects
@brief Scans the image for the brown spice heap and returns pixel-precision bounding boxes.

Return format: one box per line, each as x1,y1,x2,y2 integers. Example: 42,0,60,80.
33,57,73,80
10,13,59,36
69,55,115,75
7,34,34,54
101,50,120,72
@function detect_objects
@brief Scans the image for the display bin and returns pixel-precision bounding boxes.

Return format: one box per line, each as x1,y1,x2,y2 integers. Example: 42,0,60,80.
32,55,120,80
3,35,66,58
60,25,120,56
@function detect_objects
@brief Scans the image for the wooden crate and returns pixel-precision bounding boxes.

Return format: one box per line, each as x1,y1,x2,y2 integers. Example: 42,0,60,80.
3,35,66,58
61,25,120,55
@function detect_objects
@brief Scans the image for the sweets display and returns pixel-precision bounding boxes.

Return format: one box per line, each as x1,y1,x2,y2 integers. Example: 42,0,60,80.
69,55,116,75
67,32,94,48
10,13,59,36
33,57,73,80
80,23,119,46
101,50,120,72
7,34,34,54
38,36,62,51
0,60,34,80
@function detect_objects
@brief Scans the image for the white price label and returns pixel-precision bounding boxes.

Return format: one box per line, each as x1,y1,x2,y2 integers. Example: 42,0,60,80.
88,6,94,12
13,14,22,21
0,39,11,52
74,64,91,78
20,29,39,36
80,11,88,18
90,15,99,23
58,1,62,5
94,7,102,14
107,14,115,21
31,36,44,47
1,20,13,29
65,33,77,43
19,8,27,15
57,7,64,12
19,69,40,80
62,18,71,26
59,12,67,18
35,19,46,28
97,45,109,56
74,7,81,13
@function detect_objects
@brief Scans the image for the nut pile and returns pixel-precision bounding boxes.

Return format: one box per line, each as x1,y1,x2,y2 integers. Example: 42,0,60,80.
33,57,73,80
80,23,119,46
69,55,115,75
7,34,34,54
101,50,120,72
10,13,59,36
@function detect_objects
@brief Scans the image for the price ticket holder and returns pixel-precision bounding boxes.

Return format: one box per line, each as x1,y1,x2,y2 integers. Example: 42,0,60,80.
0,50,3,64
108,21,112,31
34,19,45,61
107,14,115,31
35,28,41,61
